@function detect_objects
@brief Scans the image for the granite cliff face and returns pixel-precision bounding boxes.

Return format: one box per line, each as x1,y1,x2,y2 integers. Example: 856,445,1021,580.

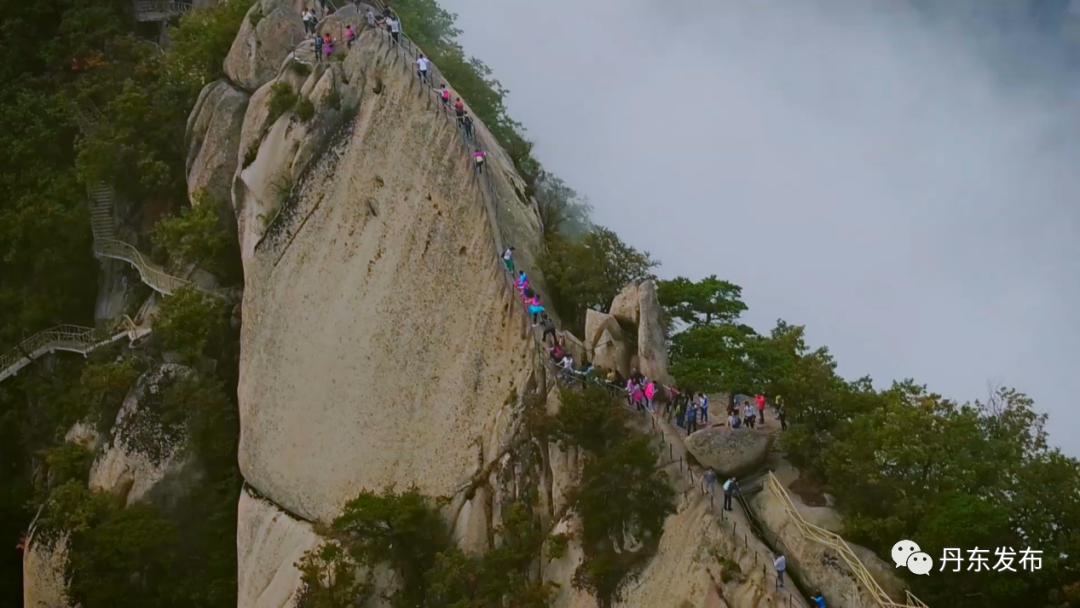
185,4,891,607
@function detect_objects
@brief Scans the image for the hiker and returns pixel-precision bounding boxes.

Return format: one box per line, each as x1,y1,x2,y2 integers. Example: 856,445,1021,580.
345,24,356,48
386,16,401,44
438,83,452,110
516,270,528,293
722,477,739,511
501,246,515,273
704,469,717,495
756,393,767,423
686,397,698,432
302,8,315,33
778,404,788,431
700,392,710,424
317,0,327,14
454,97,466,123
729,412,742,429
811,592,827,608
743,401,755,429
774,553,787,589
540,314,556,345
473,149,487,174
528,293,545,324
461,112,475,141
645,380,656,412
416,53,430,84
365,8,377,27
314,32,324,62
322,33,334,60
549,342,566,364
675,395,687,428
559,353,575,380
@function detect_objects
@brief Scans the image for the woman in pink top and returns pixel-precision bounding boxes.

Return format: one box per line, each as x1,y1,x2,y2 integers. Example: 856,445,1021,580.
645,381,656,412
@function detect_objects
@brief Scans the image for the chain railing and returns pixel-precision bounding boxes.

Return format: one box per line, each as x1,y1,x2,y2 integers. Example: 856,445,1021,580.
764,473,928,608
0,324,148,383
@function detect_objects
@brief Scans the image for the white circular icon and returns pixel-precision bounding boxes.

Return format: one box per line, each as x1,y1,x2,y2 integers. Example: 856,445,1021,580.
906,551,934,575
891,539,921,568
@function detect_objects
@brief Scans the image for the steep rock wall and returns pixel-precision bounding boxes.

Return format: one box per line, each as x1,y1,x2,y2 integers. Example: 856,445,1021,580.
235,26,545,523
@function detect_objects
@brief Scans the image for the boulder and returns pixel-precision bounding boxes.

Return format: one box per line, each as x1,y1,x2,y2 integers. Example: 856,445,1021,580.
224,2,304,91
89,364,194,506
684,426,770,477
637,280,673,384
592,327,632,379
186,80,250,211
609,282,640,326
315,4,358,39
583,308,620,347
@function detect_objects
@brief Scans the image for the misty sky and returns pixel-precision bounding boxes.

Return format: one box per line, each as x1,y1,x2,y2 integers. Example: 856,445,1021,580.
439,0,1080,454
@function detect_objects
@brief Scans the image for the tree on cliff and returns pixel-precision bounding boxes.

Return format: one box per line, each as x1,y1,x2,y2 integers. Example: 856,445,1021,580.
540,226,656,333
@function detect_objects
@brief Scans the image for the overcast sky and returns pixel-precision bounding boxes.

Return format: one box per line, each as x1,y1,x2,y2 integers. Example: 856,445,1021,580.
439,0,1080,454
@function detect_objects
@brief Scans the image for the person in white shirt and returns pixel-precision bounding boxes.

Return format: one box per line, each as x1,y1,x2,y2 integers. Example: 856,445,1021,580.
386,17,401,44
416,54,430,84
774,553,787,589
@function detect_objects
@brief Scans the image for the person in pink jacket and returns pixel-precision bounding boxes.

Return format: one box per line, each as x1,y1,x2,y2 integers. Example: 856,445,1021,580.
645,381,657,412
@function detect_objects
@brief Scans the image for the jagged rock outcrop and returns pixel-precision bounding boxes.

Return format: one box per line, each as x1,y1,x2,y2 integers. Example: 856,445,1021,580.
636,280,672,384
89,364,194,506
22,534,71,608
583,309,632,377
609,282,640,326
684,426,771,477
224,0,305,91
186,79,250,209
236,487,321,608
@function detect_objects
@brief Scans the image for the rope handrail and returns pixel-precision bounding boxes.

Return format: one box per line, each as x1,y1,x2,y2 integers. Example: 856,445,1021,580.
764,473,928,608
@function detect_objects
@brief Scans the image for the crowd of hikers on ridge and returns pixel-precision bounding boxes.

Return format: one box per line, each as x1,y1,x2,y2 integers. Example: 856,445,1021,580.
295,5,827,603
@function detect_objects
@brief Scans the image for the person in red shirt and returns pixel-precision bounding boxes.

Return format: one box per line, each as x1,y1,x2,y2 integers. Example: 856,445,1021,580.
756,394,767,423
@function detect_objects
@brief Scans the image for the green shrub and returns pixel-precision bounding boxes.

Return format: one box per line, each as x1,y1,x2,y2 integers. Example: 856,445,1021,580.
296,97,315,122
539,227,657,334
289,59,312,77
152,191,240,280
267,82,298,124
325,88,342,111
80,358,142,434
42,443,94,488
295,542,370,608
154,287,227,365
550,386,626,452
546,532,570,560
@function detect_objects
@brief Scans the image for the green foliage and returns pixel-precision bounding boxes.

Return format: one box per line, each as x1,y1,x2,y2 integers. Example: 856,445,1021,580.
657,275,747,328
289,59,313,77
540,227,657,333
168,0,255,98
296,96,316,122
662,271,1080,605
333,488,451,605
535,173,592,239
326,490,553,608
41,443,94,488
67,501,181,608
154,287,227,364
268,81,298,124
295,541,371,608
550,386,627,452
152,191,240,280
325,87,342,111
550,385,674,607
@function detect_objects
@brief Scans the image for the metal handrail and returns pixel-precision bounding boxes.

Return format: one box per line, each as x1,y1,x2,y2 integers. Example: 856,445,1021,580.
134,0,193,21
764,473,928,608
94,238,192,296
0,325,148,383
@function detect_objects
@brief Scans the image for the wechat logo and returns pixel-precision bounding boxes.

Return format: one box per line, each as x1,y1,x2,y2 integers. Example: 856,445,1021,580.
891,540,933,576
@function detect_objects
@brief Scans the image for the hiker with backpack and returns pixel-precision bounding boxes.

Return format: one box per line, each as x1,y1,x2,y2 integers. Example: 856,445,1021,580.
439,83,451,111
722,477,739,511
473,149,487,174
501,246,515,273
540,314,556,345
